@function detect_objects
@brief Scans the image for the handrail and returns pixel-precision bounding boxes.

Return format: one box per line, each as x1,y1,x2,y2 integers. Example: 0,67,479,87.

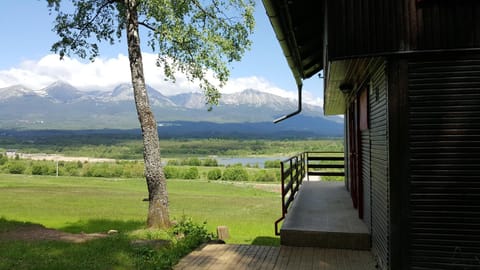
306,152,345,181
274,151,344,235
275,152,305,235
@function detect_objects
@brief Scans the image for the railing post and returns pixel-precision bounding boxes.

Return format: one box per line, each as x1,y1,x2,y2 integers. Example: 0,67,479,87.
290,158,294,193
280,161,285,216
305,152,309,181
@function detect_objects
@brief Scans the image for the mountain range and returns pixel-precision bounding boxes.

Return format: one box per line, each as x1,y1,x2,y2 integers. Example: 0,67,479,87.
0,81,343,138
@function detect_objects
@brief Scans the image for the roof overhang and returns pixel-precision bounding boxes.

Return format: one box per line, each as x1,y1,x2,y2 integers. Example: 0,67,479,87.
262,0,325,86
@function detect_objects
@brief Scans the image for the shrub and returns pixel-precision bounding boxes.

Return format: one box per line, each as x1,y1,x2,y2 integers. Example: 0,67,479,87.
120,161,144,178
81,163,122,178
264,159,281,168
222,166,249,181
181,157,201,166
182,167,199,179
135,217,211,270
202,158,218,167
60,162,80,176
207,168,222,180
252,170,278,182
31,164,43,175
167,159,180,166
172,216,211,240
0,154,7,165
30,161,56,176
163,166,181,179
7,161,26,174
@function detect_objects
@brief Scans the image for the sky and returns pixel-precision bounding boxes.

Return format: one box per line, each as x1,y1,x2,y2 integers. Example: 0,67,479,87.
0,1,324,105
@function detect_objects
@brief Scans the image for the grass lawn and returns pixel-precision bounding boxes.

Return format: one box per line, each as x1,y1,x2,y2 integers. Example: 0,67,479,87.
0,174,280,244
0,174,280,269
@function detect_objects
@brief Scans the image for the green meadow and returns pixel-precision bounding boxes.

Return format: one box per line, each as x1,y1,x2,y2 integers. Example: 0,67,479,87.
0,174,279,244
0,174,279,269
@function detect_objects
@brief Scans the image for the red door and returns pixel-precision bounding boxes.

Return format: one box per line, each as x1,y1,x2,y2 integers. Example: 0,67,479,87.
348,89,367,219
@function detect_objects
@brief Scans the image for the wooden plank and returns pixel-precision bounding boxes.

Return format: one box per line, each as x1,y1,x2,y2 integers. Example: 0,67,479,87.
259,246,279,270
314,248,328,270
207,245,236,270
273,246,293,270
308,172,345,177
298,247,314,270
308,157,344,161
175,245,378,270
176,244,209,269
237,245,261,270
195,244,220,268
248,245,269,270
308,164,345,169
285,246,302,269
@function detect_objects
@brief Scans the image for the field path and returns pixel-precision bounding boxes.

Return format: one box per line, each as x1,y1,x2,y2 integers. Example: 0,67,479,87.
19,153,116,163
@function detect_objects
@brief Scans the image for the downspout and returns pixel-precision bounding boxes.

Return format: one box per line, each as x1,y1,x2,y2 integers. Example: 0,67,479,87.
263,0,304,123
273,83,302,123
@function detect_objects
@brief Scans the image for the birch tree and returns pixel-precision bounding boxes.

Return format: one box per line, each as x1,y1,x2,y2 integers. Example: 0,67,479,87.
46,0,254,228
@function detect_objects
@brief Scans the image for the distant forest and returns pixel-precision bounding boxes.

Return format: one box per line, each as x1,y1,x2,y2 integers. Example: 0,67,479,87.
0,129,343,160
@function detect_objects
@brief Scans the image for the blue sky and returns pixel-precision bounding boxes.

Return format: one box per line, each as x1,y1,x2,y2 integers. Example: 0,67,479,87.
0,1,324,105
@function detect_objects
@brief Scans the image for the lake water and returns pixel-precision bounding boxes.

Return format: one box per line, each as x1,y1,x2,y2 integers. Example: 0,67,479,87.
216,156,286,168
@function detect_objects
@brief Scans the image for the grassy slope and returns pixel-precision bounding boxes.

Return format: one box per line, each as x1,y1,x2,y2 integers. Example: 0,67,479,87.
0,174,279,245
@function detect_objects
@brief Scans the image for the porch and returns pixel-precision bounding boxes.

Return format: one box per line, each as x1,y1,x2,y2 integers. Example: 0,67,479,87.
175,244,376,270
276,152,370,249
174,152,376,269
280,181,370,249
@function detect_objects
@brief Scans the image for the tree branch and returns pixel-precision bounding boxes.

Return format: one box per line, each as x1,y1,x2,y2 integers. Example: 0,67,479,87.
192,0,216,19
138,21,156,32
68,0,118,55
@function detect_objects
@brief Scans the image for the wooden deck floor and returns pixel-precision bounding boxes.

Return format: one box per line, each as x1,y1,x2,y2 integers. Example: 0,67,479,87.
174,244,377,270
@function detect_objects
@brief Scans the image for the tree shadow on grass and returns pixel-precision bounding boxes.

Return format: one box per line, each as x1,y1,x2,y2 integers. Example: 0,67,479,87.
0,217,37,233
0,218,188,270
61,218,145,234
0,217,146,243
251,236,280,246
0,225,139,270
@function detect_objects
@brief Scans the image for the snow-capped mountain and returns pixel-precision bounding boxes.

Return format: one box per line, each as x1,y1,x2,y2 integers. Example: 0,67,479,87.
169,92,205,109
0,85,41,100
42,81,83,103
0,81,343,135
221,89,295,109
106,83,177,106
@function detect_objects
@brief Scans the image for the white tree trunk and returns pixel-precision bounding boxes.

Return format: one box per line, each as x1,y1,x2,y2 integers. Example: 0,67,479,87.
125,0,170,229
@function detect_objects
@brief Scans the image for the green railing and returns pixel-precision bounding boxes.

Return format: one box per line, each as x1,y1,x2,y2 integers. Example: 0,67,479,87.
274,152,344,235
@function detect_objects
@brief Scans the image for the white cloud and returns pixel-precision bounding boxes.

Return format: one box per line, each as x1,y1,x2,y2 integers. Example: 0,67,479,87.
0,53,322,106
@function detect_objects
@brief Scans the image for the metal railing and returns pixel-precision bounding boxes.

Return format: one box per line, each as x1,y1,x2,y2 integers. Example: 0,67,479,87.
274,152,344,235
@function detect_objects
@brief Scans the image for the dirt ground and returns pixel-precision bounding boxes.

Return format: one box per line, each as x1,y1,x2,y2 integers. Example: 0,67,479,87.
19,153,116,163
0,224,108,243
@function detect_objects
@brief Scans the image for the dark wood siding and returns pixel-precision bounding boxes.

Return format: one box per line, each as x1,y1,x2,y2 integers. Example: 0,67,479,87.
407,53,480,270
416,0,480,50
370,62,390,270
361,130,372,232
326,0,480,60
327,0,404,59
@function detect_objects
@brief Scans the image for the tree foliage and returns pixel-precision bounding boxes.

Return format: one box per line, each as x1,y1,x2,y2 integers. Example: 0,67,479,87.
46,0,255,107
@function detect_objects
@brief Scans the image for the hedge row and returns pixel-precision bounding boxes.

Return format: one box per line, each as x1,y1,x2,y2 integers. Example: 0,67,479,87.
0,157,144,178
0,154,281,182
164,165,279,182
167,157,218,167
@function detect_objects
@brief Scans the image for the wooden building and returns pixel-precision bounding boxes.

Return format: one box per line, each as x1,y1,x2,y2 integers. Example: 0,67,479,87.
263,0,480,269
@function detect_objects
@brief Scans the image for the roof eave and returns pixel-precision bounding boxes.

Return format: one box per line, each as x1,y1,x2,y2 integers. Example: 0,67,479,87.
262,0,303,87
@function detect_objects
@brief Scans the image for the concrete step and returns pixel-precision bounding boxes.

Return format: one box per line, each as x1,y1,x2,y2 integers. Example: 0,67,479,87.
280,181,370,250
